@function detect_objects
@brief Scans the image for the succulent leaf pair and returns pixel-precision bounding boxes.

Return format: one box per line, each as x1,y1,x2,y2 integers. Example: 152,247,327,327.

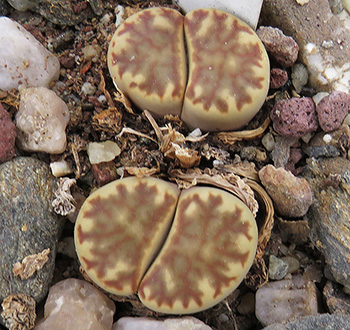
74,177,258,314
107,7,270,132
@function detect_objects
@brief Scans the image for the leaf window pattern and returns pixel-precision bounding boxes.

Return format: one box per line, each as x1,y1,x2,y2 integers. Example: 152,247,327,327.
139,187,257,313
184,9,265,113
75,179,179,294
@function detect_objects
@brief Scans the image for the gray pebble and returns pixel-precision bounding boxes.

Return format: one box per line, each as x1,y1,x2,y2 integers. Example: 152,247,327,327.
304,157,350,290
269,255,289,280
0,157,65,306
262,313,350,330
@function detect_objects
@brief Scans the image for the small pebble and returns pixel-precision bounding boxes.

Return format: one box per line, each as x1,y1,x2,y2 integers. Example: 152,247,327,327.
92,161,118,186
81,82,96,95
255,276,318,327
112,316,212,330
312,91,329,106
281,256,300,274
316,91,350,132
15,87,70,154
256,26,299,67
291,63,308,93
323,280,350,314
0,17,60,91
50,160,73,177
81,44,102,62
261,132,275,152
87,141,121,164
240,146,267,162
237,292,255,315
270,68,288,89
259,164,313,218
268,255,289,280
270,97,318,138
35,278,115,330
0,103,16,163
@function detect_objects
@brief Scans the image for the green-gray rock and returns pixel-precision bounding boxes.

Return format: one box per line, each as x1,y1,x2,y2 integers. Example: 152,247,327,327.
0,157,64,304
303,157,350,290
263,313,350,330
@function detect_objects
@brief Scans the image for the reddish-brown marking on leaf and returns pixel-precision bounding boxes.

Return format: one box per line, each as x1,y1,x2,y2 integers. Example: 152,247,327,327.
77,181,177,293
139,191,253,309
112,9,184,99
185,9,264,113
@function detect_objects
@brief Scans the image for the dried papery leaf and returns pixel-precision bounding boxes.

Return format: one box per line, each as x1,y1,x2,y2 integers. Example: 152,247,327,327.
75,177,180,296
139,186,258,314
169,168,258,216
68,134,87,179
116,127,157,144
113,89,134,114
125,165,160,177
144,110,200,168
201,146,230,162
244,257,268,290
52,177,76,216
216,117,271,145
13,249,50,280
98,70,116,109
215,160,259,181
0,89,20,108
171,143,201,168
245,179,274,261
185,130,209,143
1,294,36,330
92,108,122,135
144,110,186,155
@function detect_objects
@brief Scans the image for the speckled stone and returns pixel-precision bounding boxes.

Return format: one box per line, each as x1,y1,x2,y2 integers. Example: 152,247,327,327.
0,157,64,305
303,157,350,290
270,97,318,138
262,314,350,330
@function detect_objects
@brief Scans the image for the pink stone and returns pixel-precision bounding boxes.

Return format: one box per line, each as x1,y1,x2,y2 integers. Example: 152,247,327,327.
255,276,318,326
112,317,212,330
316,91,350,132
258,164,313,217
270,97,318,138
270,68,288,89
257,26,299,67
0,103,16,163
34,278,115,330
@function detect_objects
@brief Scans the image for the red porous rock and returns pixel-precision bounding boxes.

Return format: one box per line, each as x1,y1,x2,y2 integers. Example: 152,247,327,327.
257,26,299,67
270,68,289,89
0,103,16,163
259,164,313,218
316,91,350,132
270,97,318,138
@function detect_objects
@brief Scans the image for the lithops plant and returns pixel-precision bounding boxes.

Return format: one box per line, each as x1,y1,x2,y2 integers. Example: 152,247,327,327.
107,7,270,132
74,176,258,314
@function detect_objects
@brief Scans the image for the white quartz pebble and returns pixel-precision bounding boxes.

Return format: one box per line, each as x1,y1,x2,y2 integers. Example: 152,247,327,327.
112,317,212,330
35,278,115,330
87,141,121,164
0,17,60,91
15,87,70,154
173,0,263,29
